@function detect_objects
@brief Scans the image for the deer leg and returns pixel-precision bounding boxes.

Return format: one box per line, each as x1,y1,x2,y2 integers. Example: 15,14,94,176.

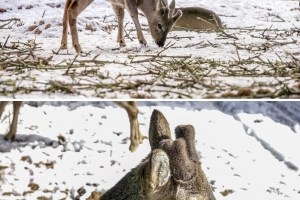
0,102,9,120
112,4,126,47
5,101,23,140
128,108,144,152
61,0,74,50
115,101,145,152
66,0,94,53
124,0,147,45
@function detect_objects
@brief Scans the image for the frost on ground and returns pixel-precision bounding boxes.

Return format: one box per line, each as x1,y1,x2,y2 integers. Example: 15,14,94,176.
0,101,300,200
0,0,299,99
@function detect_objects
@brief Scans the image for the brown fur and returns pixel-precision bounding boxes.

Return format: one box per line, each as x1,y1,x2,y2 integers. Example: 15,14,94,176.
173,7,222,31
61,0,182,53
100,109,216,200
60,0,222,53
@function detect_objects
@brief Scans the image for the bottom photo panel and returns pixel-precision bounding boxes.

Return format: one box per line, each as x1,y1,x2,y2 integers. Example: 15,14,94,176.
0,101,299,200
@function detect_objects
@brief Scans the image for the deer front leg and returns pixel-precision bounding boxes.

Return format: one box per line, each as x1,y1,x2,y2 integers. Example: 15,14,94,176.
63,0,94,53
5,101,23,140
61,0,73,50
124,0,147,45
115,101,145,152
112,4,126,47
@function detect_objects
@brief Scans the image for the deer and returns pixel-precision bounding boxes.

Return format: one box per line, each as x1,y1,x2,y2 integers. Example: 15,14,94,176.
61,0,183,53
60,0,222,53
100,109,216,200
173,7,222,31
0,101,144,152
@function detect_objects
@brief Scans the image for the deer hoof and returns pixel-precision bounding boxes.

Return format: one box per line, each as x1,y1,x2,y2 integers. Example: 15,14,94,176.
118,39,126,47
61,43,68,49
140,43,148,49
129,143,138,152
73,44,82,54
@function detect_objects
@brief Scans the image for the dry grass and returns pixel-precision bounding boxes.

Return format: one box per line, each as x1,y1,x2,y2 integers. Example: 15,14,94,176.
0,16,300,98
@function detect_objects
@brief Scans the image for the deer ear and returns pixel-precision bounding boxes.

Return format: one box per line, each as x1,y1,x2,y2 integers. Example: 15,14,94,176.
173,9,182,23
175,125,199,164
148,149,170,191
169,0,175,11
156,0,167,11
148,109,172,150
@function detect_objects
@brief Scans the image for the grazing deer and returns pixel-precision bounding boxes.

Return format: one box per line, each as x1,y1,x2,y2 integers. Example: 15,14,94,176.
61,0,183,53
100,109,216,200
0,101,144,152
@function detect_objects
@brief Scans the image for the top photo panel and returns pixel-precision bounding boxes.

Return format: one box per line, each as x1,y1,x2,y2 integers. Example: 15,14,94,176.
0,0,299,99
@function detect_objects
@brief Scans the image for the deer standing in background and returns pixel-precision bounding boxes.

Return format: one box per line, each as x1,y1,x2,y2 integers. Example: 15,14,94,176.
61,0,183,53
0,101,144,152
100,109,216,200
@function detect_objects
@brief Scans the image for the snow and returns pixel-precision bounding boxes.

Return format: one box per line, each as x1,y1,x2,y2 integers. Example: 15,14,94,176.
0,101,300,199
0,0,299,98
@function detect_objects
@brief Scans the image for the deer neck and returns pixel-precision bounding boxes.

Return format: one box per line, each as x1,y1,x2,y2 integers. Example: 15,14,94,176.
137,0,157,22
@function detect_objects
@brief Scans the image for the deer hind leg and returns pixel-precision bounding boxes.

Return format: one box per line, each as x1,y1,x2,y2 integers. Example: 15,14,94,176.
115,101,145,152
5,102,23,140
112,4,126,47
124,0,147,45
63,0,94,53
0,102,9,120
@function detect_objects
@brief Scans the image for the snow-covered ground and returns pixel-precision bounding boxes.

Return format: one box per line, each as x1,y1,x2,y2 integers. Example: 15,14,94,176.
0,0,299,98
0,101,300,199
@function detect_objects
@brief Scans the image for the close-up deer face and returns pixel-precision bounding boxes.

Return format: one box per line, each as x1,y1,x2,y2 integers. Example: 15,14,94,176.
100,109,216,200
149,0,182,47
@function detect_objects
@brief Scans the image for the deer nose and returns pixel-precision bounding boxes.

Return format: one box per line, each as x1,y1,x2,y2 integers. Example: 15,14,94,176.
157,41,165,47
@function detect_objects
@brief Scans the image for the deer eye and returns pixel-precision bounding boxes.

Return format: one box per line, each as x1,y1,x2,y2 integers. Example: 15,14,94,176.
158,24,162,30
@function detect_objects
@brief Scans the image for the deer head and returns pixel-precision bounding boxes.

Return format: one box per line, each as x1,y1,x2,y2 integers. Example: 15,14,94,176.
100,109,216,200
148,0,182,47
